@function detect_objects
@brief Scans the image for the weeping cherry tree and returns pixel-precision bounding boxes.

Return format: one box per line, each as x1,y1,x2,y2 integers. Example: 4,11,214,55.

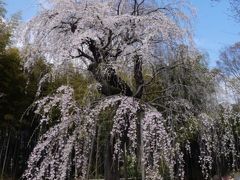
17,0,240,179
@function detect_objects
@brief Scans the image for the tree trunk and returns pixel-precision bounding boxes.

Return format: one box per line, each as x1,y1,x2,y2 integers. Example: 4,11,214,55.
104,134,119,180
134,55,144,99
1,132,10,179
88,63,133,96
136,110,145,179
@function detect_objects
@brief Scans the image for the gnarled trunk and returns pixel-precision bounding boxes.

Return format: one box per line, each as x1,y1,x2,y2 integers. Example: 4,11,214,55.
88,62,133,96
133,55,144,99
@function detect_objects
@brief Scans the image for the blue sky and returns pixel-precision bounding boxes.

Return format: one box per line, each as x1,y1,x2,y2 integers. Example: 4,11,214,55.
191,0,240,66
4,0,240,67
5,0,38,21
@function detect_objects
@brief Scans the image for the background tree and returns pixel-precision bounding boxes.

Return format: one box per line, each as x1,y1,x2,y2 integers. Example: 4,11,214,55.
212,0,240,21
216,42,240,102
0,3,48,179
0,11,28,179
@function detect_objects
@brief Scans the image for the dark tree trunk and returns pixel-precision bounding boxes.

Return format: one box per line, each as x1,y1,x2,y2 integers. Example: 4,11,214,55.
104,134,120,180
88,62,133,96
136,110,145,179
134,55,144,99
